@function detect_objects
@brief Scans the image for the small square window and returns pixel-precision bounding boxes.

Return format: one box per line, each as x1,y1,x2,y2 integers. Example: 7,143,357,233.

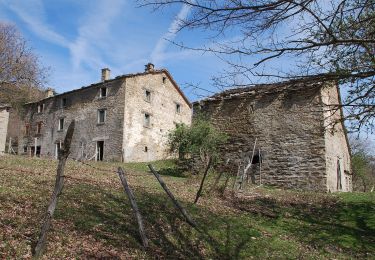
98,109,106,123
37,122,42,134
100,87,107,98
58,118,64,131
144,113,151,127
145,90,151,102
176,103,181,114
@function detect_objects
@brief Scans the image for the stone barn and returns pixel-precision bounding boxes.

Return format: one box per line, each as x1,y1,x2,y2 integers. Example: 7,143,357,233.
0,104,10,154
20,64,192,162
193,80,352,192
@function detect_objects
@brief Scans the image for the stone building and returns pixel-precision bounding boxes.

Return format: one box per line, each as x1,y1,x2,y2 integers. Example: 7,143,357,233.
20,64,192,162
194,79,352,192
0,104,11,154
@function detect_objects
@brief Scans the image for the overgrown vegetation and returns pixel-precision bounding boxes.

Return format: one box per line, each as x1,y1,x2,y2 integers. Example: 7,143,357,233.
1,155,374,259
350,137,375,192
167,118,228,203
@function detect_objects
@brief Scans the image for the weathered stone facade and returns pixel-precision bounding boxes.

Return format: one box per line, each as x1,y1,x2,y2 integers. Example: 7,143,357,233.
194,80,352,192
20,65,192,162
0,104,10,154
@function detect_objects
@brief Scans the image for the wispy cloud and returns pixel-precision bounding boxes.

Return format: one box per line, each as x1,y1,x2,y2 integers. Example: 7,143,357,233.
150,4,191,65
4,0,69,47
69,0,125,70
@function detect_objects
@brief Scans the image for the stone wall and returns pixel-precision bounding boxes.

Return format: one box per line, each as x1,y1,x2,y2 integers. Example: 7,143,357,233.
321,85,352,192
194,82,330,191
19,69,192,162
21,78,126,161
0,107,9,154
122,72,192,162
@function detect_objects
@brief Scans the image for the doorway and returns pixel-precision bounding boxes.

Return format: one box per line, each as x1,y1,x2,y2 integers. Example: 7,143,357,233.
96,141,104,161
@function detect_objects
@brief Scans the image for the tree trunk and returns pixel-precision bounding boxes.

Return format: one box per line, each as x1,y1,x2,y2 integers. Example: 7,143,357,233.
117,167,148,248
194,157,212,204
33,120,75,258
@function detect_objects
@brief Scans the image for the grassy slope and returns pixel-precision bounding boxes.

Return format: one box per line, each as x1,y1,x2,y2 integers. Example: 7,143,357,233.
0,155,374,259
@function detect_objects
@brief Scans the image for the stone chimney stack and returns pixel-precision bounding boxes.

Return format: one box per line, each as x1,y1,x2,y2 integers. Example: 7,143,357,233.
101,68,111,81
145,63,155,72
46,88,54,98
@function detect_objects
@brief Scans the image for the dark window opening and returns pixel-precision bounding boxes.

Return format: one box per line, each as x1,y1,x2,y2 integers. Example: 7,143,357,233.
61,98,67,108
96,141,104,161
37,122,42,134
37,104,44,113
144,113,151,127
23,146,27,153
100,87,107,98
145,90,151,102
176,103,181,113
25,124,30,135
162,77,166,83
144,146,148,152
58,118,64,130
98,109,106,123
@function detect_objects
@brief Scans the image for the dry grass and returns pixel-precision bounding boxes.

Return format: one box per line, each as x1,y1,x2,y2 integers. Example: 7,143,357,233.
0,155,374,259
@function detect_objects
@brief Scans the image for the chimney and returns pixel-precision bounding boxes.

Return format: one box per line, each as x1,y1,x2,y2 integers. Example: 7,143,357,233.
145,63,155,72
45,88,54,98
101,68,111,81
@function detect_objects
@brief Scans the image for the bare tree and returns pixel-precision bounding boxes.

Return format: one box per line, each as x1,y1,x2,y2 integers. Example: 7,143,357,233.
0,22,47,110
140,0,375,133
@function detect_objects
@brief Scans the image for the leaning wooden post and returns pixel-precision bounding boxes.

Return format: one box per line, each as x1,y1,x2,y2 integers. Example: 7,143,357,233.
148,164,198,229
33,120,75,258
117,167,148,248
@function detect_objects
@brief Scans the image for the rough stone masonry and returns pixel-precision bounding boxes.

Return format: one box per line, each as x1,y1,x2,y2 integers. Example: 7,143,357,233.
20,64,192,162
193,79,352,192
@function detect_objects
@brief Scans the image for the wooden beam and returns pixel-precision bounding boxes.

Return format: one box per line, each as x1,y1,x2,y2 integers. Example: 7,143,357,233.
117,167,148,248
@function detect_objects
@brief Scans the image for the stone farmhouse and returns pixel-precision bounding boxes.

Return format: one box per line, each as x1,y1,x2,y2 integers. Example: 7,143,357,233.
0,104,11,154
20,64,192,162
193,79,352,192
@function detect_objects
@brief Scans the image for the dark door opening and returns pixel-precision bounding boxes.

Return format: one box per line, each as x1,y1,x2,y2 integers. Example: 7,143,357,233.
96,141,104,161
31,146,41,157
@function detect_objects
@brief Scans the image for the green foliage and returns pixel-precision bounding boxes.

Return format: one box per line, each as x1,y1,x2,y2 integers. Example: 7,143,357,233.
167,118,228,165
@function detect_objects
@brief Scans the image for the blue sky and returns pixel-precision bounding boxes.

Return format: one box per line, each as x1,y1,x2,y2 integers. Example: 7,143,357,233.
1,0,374,146
0,0,226,100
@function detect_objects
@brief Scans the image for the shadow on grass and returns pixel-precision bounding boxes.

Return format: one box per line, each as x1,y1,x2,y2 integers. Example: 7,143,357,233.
54,183,256,259
230,195,375,257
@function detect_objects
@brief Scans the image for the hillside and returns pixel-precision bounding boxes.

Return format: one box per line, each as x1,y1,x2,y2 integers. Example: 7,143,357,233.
0,155,374,259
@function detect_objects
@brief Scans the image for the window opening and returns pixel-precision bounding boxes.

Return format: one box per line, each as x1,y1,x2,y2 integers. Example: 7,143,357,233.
98,109,106,123
58,118,64,130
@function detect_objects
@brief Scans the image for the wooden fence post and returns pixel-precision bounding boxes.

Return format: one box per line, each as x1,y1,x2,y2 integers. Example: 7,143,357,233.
33,120,75,258
117,167,148,248
148,164,197,229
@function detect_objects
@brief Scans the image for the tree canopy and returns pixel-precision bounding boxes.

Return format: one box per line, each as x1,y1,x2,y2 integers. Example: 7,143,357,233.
141,0,375,133
0,22,47,110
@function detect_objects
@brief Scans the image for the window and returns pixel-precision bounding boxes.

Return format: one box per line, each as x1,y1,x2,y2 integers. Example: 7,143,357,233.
98,109,106,124
25,124,30,135
99,87,107,98
55,142,62,159
144,113,151,127
58,118,64,131
23,146,27,153
162,76,166,84
37,104,44,113
144,146,148,152
37,122,42,134
176,103,181,114
145,90,151,102
61,98,67,108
